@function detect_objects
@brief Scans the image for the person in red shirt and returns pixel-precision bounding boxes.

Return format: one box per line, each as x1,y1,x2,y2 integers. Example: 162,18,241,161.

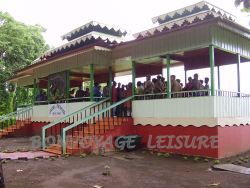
183,77,193,91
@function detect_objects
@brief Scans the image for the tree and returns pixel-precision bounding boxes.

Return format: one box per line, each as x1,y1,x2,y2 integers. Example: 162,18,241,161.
0,12,49,114
235,0,250,12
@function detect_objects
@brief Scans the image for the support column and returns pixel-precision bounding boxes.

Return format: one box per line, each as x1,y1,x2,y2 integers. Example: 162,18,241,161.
209,45,215,96
47,78,50,102
90,64,94,101
108,66,112,97
166,55,171,98
132,61,136,96
33,78,37,104
184,69,187,85
217,66,220,90
16,86,20,108
66,71,70,100
237,54,241,93
26,87,29,104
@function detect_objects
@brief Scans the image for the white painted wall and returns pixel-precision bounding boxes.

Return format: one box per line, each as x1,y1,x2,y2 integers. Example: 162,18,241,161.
133,97,215,118
214,96,250,117
132,96,250,126
32,101,94,122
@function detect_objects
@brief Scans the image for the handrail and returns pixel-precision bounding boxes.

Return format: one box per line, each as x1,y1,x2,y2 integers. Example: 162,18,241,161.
42,97,110,149
0,105,33,122
35,97,106,105
0,105,33,135
61,95,134,154
134,89,250,99
134,89,210,100
0,109,24,121
214,90,250,97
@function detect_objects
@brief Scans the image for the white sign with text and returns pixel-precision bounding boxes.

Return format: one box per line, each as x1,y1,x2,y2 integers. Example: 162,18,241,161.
48,103,67,117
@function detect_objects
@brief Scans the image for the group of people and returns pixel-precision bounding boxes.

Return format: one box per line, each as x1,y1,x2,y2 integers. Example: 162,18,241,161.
36,73,209,104
71,81,133,116
70,87,90,100
70,82,109,101
111,81,133,116
135,73,210,96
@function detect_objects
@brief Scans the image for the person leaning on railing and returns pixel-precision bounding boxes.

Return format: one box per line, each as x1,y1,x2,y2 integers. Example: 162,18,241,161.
144,75,154,99
136,81,144,100
136,81,144,95
75,86,85,102
93,82,102,102
35,89,48,105
102,82,109,97
191,73,203,97
171,75,182,98
204,77,210,96
183,77,193,97
152,78,162,99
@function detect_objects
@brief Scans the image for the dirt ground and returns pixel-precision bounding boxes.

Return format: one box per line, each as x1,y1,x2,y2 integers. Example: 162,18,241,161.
1,137,250,188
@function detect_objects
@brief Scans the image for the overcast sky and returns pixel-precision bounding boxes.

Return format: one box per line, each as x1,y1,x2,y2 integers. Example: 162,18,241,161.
0,0,250,92
0,0,249,46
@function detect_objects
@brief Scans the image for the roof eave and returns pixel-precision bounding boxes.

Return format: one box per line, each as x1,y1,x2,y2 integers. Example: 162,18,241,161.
14,45,111,75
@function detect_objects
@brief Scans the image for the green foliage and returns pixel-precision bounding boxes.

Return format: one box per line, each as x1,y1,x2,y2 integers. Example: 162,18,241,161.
235,0,250,12
0,11,49,114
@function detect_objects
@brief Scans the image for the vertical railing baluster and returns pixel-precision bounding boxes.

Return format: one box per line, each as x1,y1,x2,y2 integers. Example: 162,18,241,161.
77,122,79,148
108,109,110,130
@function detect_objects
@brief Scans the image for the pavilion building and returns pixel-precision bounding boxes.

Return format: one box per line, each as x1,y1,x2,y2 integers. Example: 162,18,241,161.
2,1,250,158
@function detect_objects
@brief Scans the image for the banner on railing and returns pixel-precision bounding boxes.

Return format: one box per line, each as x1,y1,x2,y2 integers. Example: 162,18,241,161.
48,103,67,117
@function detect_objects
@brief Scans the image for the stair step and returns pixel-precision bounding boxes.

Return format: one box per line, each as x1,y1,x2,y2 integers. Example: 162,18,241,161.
47,144,61,150
45,144,79,155
82,126,114,131
72,130,108,136
6,127,18,131
45,144,62,155
0,120,31,139
44,148,62,155
0,130,9,135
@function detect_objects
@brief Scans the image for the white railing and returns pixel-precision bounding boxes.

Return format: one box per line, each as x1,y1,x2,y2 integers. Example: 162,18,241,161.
34,97,106,105
133,90,250,121
134,90,210,100
134,90,250,100
215,90,250,98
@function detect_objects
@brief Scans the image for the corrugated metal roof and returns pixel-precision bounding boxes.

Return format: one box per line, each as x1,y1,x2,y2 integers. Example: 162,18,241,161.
152,1,235,24
61,21,127,41
134,11,233,39
33,31,124,64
